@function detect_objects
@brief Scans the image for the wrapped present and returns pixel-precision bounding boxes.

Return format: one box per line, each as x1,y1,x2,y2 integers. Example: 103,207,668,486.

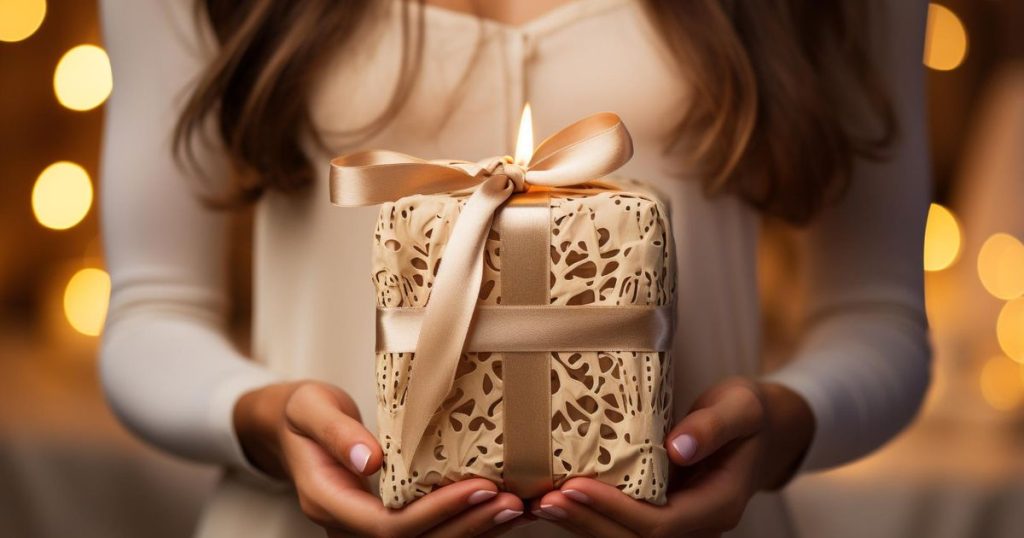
329,113,676,508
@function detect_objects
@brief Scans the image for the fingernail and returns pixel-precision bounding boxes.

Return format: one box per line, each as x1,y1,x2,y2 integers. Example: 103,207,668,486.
493,509,523,524
540,504,567,519
561,489,590,504
671,434,698,461
467,490,497,505
349,443,371,473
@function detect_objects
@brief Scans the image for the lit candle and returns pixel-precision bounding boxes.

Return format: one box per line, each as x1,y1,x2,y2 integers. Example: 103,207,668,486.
513,102,534,166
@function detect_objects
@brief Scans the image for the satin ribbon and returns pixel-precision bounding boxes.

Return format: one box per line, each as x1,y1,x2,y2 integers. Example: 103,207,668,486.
496,191,555,498
375,305,674,353
330,113,634,470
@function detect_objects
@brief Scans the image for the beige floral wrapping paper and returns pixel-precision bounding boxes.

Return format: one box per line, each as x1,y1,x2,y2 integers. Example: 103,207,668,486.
371,179,675,508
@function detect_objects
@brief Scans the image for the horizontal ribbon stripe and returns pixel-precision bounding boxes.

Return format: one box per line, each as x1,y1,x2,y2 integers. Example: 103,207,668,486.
376,305,673,353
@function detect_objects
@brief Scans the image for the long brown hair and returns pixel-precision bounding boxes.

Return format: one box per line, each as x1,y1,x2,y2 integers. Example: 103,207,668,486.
175,0,894,224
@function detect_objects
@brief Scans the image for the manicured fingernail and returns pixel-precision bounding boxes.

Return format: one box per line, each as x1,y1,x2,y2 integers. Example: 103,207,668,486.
561,489,590,504
349,443,371,473
467,490,497,505
540,504,567,519
671,434,698,461
494,509,523,524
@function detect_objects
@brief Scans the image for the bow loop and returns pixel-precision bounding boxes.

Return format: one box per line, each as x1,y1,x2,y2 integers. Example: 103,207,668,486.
328,112,634,470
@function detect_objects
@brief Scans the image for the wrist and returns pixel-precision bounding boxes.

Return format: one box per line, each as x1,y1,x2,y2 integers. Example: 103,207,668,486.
757,382,815,490
233,381,304,480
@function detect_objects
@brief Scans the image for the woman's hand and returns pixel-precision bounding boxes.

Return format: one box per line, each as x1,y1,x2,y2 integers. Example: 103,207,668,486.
234,381,527,537
527,377,814,537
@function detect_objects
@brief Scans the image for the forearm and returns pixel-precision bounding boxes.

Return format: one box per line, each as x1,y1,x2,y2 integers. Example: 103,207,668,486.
757,382,815,490
100,310,280,468
764,306,931,472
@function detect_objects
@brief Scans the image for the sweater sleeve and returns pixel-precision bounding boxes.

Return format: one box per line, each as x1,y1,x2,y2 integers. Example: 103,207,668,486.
98,0,281,474
764,0,933,471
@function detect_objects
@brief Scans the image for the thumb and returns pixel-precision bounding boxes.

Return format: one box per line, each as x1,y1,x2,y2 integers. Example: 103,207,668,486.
284,383,383,476
665,379,766,466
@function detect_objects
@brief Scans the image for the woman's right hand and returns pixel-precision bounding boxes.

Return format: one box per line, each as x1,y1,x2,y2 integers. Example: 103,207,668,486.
233,381,527,537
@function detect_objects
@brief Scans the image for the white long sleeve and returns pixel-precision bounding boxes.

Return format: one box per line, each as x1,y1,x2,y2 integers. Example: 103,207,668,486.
765,0,933,470
98,0,280,471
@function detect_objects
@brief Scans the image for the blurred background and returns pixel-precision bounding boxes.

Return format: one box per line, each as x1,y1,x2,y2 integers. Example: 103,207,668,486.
0,1,1022,537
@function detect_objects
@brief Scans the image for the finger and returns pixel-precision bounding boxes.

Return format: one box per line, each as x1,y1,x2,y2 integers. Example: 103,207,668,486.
529,501,607,538
531,490,638,538
284,383,383,476
307,459,504,538
666,382,765,466
285,431,380,531
284,421,510,536
658,440,760,533
553,477,664,535
376,479,510,537
421,492,525,538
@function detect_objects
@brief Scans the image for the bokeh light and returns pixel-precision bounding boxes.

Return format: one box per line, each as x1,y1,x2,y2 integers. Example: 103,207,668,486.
53,44,112,111
979,355,1024,411
923,203,961,271
977,233,1024,300
924,3,968,71
997,298,1024,363
0,0,46,42
31,161,93,230
63,267,110,337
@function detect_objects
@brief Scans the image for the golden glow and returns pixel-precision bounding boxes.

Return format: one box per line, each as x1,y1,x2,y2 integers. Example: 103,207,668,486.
54,44,113,111
514,102,534,166
978,354,1019,409
63,268,110,336
924,4,968,71
977,233,1024,300
0,0,46,42
997,298,1024,363
979,355,1024,411
32,161,93,230
923,203,961,271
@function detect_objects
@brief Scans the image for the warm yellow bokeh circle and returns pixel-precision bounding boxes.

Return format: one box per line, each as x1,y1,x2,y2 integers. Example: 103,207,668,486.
977,233,1024,300
979,355,1024,411
923,203,961,271
0,0,46,42
997,298,1024,364
924,3,968,71
54,44,113,111
63,268,110,337
32,161,93,230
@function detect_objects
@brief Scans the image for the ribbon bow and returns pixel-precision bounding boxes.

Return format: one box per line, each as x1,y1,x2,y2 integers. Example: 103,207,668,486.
330,112,634,468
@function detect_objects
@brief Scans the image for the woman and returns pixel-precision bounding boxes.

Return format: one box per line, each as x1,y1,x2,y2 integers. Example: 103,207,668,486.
98,0,932,536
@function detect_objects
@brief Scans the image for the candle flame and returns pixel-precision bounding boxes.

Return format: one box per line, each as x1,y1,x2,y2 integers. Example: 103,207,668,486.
514,102,534,166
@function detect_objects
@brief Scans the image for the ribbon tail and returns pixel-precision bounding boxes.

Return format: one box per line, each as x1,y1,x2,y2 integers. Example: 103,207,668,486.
398,175,515,471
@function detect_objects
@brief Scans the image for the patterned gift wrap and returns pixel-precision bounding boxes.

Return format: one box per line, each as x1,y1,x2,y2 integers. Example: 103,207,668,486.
371,180,675,508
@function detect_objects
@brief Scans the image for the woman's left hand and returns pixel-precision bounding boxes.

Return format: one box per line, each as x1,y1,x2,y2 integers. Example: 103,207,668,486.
527,377,815,537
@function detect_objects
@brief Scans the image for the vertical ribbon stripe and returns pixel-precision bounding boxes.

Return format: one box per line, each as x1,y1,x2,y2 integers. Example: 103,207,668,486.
495,190,553,499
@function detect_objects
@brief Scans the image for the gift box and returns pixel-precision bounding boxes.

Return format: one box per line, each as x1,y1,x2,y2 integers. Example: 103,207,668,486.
330,113,676,508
